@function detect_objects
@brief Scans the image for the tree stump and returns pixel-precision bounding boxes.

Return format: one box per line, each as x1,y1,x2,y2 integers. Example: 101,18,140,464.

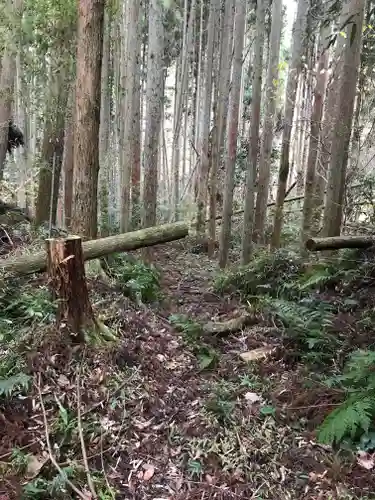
46,235,115,343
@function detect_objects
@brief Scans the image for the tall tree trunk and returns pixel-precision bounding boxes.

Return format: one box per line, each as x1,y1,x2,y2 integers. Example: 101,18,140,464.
130,3,142,229
253,0,282,243
14,47,30,210
71,0,104,239
142,0,165,228
172,0,195,221
0,0,22,179
241,0,265,263
99,8,111,236
313,33,344,228
217,0,235,209
271,0,309,249
207,25,221,256
218,0,245,268
35,67,68,226
193,0,205,189
195,0,219,233
322,0,365,237
120,0,141,232
207,0,235,251
63,87,75,230
300,20,330,247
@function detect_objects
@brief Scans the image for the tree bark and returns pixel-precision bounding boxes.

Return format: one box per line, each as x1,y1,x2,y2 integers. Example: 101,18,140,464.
143,0,165,229
35,72,67,227
218,0,246,268
0,0,22,179
172,0,196,221
322,0,366,237
271,0,309,249
195,0,219,233
71,0,105,239
313,31,345,228
46,236,97,343
300,20,330,248
253,0,282,243
241,0,265,264
63,86,75,230
1,221,189,275
98,7,111,236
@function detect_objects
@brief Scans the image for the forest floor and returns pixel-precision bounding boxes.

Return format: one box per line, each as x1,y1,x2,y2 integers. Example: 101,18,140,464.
0,239,375,499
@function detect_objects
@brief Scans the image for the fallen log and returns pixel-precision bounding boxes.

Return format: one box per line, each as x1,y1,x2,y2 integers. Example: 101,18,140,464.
305,235,375,252
0,221,189,275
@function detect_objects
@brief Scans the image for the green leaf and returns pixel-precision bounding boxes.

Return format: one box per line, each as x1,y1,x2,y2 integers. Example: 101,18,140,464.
197,350,218,370
260,405,276,417
0,373,31,397
55,396,69,427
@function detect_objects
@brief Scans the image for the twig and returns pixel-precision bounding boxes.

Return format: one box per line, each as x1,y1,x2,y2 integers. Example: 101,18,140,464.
77,359,98,499
100,424,115,499
36,373,89,500
287,402,341,410
0,225,14,246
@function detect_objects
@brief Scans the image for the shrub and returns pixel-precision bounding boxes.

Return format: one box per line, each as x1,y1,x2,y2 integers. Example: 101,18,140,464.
214,249,305,300
103,253,161,302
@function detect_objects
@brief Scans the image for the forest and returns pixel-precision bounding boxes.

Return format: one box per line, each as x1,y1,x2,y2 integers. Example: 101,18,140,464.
1,0,375,497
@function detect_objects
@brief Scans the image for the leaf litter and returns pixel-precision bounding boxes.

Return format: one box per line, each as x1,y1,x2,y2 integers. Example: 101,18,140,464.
0,241,374,499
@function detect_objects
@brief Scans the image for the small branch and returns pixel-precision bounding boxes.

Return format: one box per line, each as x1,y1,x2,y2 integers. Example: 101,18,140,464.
77,358,98,499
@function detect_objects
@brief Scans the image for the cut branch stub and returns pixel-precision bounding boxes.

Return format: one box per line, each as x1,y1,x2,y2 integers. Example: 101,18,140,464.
46,235,95,343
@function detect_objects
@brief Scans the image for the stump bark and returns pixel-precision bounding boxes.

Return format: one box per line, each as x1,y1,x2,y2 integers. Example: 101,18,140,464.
46,235,113,343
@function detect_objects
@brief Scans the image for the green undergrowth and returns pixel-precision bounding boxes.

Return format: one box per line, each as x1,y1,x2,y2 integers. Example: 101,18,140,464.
101,253,161,303
0,278,55,381
214,247,375,449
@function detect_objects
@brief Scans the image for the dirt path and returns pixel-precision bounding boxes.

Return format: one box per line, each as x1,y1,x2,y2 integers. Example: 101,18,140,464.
1,242,374,499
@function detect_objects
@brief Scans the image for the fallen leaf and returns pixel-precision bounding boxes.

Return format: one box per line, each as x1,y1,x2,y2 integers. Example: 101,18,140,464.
240,346,274,362
25,454,48,479
357,450,375,470
57,374,70,387
134,417,154,429
205,473,213,484
143,464,155,481
244,392,262,404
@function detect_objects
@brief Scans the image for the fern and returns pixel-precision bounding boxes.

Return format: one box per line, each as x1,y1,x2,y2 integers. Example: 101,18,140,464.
318,395,374,445
298,266,338,291
318,350,375,446
0,372,31,397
